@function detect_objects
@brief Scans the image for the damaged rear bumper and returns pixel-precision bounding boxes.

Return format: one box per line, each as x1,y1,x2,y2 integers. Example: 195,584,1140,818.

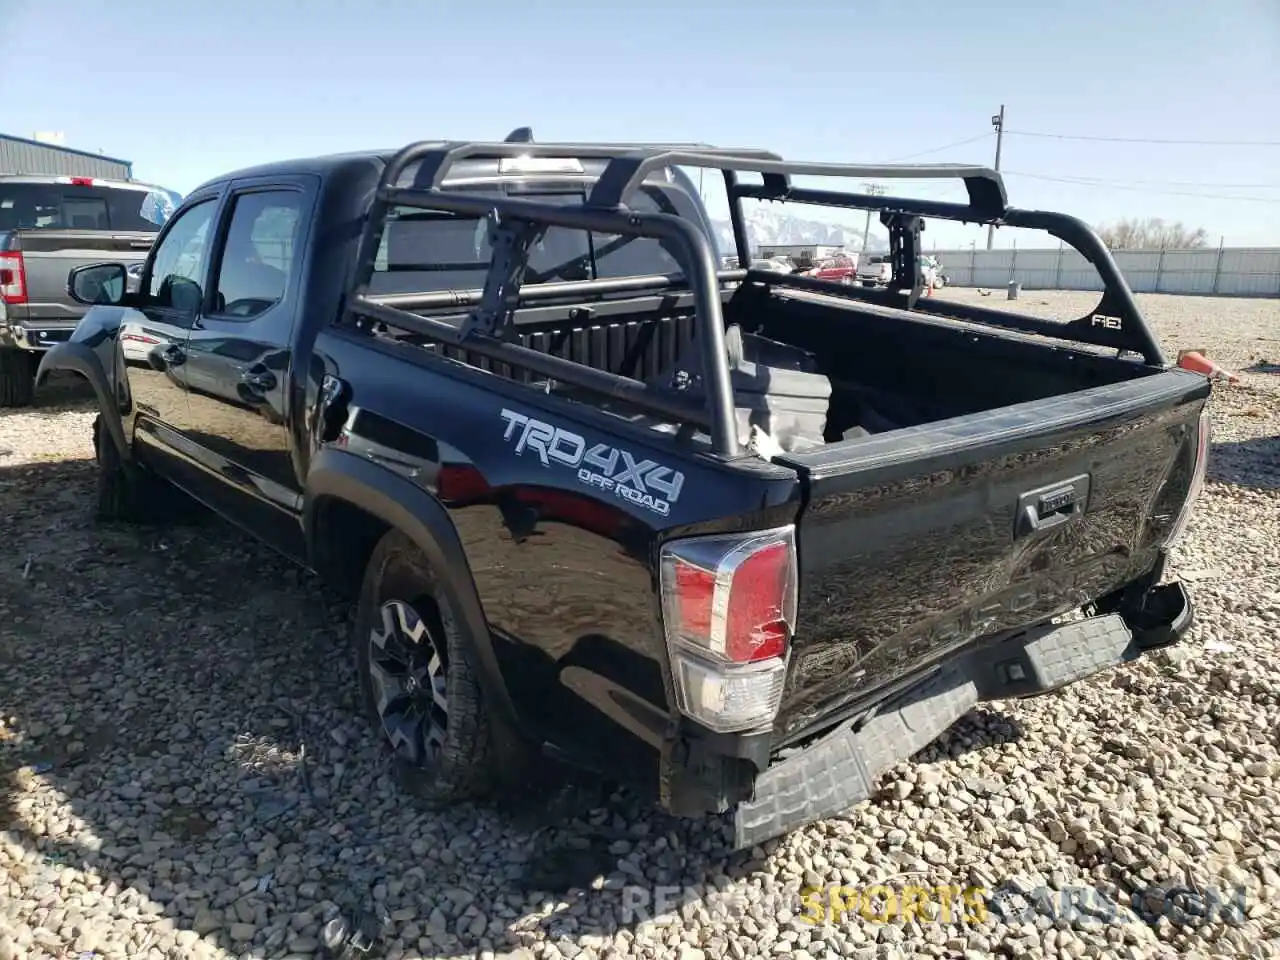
731,580,1194,849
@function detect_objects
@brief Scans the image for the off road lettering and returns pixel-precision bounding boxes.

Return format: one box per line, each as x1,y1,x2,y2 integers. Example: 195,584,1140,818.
500,408,684,516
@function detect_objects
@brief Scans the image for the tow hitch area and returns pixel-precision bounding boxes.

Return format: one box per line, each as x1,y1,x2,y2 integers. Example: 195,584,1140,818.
734,588,1194,849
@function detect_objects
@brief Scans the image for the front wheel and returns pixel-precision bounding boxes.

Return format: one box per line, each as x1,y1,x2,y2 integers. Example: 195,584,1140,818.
94,413,142,521
353,529,498,803
93,414,195,523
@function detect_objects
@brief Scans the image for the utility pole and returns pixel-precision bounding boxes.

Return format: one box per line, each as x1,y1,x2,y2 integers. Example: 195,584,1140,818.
861,182,886,254
986,104,1006,250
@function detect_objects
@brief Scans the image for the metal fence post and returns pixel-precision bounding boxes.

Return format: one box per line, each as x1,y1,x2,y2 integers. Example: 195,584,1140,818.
1155,246,1165,294
1212,239,1225,295
1055,242,1064,290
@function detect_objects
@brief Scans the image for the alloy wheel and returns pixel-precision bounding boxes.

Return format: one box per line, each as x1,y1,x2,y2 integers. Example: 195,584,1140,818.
367,598,449,766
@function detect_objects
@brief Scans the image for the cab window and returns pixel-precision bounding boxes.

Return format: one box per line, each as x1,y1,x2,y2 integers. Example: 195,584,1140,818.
146,199,218,313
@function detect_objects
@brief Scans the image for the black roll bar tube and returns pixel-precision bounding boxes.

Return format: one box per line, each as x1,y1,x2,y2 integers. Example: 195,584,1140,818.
735,184,997,224
723,170,753,270
407,141,785,192
588,152,1009,220
727,188,1166,366
1004,208,1167,367
367,270,748,312
350,296,714,430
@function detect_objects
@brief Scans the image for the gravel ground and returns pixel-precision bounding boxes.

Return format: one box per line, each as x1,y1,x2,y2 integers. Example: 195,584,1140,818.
2,292,1279,960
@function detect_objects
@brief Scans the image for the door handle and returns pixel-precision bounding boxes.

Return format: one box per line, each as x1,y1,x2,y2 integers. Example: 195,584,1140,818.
240,369,277,393
1014,474,1090,539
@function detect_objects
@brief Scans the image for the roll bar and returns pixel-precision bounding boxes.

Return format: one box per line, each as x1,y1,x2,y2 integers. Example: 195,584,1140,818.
344,136,1164,459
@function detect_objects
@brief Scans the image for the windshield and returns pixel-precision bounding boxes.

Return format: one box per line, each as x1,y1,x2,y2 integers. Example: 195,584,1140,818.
368,184,695,296
0,182,177,232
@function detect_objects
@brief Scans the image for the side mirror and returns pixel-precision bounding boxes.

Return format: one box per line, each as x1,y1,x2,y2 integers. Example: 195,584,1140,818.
68,262,128,306
159,275,203,314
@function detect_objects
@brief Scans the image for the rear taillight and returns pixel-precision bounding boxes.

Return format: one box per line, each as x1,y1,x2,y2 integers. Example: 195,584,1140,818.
68,177,95,186
659,525,797,732
0,251,27,305
1164,407,1212,548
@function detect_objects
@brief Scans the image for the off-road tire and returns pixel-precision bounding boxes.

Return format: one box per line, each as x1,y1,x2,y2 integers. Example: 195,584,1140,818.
0,349,36,408
94,413,142,521
354,528,496,804
93,413,193,523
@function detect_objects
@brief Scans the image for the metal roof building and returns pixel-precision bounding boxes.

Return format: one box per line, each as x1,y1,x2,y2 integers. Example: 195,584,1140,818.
0,134,133,180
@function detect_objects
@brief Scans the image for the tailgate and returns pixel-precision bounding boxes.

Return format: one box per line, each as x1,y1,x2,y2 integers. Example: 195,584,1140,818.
772,369,1211,743
13,230,153,322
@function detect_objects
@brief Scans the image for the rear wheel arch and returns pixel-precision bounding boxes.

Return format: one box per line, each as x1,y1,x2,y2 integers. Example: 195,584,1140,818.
303,447,520,732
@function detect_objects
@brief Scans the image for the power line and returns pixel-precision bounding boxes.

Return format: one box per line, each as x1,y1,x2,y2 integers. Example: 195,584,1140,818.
1005,129,1280,147
1035,173,1280,189
880,133,993,162
1002,170,1280,203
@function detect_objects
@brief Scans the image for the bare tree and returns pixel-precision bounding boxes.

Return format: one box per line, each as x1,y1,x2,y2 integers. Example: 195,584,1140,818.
1094,217,1209,250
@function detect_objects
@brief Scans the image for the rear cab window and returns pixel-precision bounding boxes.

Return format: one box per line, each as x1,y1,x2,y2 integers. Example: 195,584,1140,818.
0,182,177,233
368,183,695,299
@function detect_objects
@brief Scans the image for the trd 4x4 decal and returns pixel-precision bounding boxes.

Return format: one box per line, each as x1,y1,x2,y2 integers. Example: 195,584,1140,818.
500,408,685,516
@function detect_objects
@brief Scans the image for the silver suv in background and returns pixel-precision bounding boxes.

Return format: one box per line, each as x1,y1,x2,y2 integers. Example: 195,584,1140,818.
0,175,179,406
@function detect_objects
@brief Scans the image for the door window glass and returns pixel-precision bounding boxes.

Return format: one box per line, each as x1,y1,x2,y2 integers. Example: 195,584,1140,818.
147,198,217,313
213,191,303,319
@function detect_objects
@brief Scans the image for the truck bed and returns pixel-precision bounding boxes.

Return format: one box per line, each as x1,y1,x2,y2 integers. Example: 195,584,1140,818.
399,280,1206,744
415,281,1150,440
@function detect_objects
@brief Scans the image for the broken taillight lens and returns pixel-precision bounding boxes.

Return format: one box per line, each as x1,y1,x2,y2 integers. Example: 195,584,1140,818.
659,526,797,732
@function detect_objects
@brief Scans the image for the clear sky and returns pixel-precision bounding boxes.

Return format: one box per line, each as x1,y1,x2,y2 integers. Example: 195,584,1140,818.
4,0,1278,249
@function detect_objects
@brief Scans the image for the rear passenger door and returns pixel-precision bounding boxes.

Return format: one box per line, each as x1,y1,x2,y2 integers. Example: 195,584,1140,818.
175,176,315,557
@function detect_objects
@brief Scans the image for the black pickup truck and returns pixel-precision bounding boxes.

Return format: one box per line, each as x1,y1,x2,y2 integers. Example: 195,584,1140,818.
39,131,1209,848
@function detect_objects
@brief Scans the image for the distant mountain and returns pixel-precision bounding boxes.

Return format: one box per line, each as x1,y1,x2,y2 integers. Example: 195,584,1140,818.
710,206,888,257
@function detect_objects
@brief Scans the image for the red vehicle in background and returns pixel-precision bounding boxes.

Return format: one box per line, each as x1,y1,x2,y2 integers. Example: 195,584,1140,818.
805,253,857,284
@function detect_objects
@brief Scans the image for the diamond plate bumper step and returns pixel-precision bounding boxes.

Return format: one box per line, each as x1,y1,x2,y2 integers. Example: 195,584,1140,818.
733,611,1160,849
